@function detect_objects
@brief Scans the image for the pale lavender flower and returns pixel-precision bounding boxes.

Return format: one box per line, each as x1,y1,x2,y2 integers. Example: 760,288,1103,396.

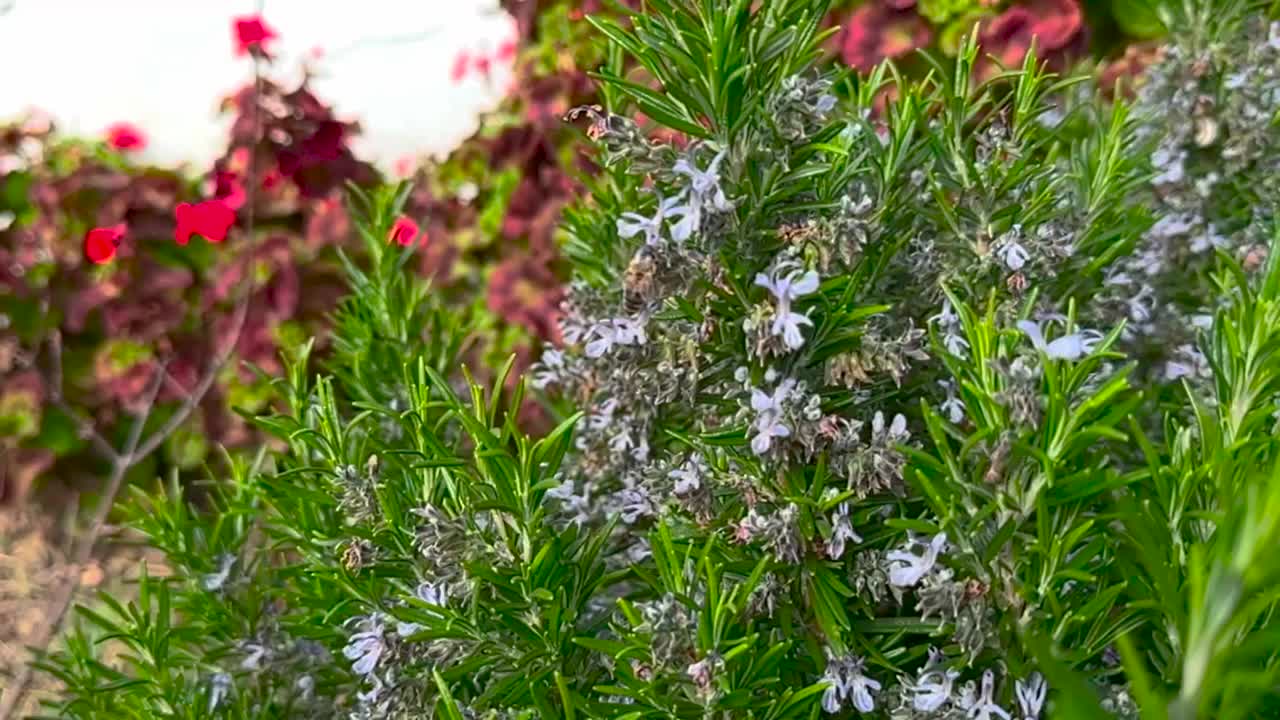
208,672,233,713
939,379,966,424
686,653,723,691
585,317,648,358
995,237,1030,271
343,614,387,677
669,454,707,496
870,411,909,445
827,503,862,559
201,553,236,592
416,580,448,606
750,379,796,455
396,620,423,638
930,301,969,357
669,149,732,242
618,192,686,246
616,487,656,524
240,641,267,670
755,263,821,350
1016,672,1047,720
1017,320,1102,361
296,674,315,701
356,674,385,705
821,652,882,714
609,428,650,463
960,670,1011,720
1165,344,1210,380
531,348,566,390
886,533,948,588
908,648,960,711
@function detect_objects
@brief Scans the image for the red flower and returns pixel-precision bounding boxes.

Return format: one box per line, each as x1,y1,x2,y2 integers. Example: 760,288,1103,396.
388,215,420,246
473,52,492,78
174,200,236,245
210,170,247,210
496,38,518,63
451,51,470,83
104,122,147,152
393,154,416,179
233,15,279,57
84,224,126,264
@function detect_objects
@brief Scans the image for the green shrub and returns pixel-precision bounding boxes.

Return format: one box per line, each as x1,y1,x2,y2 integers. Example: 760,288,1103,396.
21,2,1280,719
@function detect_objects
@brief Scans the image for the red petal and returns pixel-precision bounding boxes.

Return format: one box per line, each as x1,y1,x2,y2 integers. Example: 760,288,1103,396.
451,51,470,83
85,224,126,264
233,15,279,57
174,202,195,245
388,216,420,247
105,122,147,151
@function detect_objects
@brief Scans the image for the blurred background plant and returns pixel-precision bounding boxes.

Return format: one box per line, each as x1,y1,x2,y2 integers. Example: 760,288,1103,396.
0,0,637,510
831,0,1166,92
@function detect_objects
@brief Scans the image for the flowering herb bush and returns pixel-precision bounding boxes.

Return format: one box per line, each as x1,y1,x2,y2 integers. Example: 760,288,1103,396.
19,1,1280,719
0,1,622,506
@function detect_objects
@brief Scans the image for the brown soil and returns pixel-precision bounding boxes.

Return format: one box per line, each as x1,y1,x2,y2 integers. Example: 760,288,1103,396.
0,505,160,717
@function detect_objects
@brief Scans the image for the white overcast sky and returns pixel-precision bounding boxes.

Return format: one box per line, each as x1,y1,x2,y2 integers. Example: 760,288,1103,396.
0,0,516,170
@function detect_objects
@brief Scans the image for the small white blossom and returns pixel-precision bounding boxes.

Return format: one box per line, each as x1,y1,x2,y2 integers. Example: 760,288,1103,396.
821,652,881,714
201,553,236,592
209,672,233,713
415,580,448,606
909,648,960,711
240,641,267,670
669,454,707,496
669,149,732,241
930,301,970,356
1016,672,1047,720
1017,320,1103,361
296,674,315,701
886,532,948,588
939,379,966,424
750,379,796,455
585,317,647,357
755,263,821,350
532,348,566,390
1165,344,1209,380
827,503,862,559
343,615,387,677
617,192,686,246
870,411,909,444
960,670,1012,720
995,238,1030,271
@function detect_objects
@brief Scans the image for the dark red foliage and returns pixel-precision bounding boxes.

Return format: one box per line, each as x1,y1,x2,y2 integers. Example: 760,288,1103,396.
488,253,565,343
977,0,1085,79
224,80,377,200
839,0,932,72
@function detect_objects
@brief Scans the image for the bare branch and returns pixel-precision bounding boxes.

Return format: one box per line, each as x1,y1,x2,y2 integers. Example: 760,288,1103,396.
46,330,118,463
0,22,267,717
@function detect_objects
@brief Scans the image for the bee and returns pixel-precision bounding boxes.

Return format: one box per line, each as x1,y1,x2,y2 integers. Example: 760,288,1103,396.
777,221,819,245
1243,244,1269,272
623,247,658,313
964,578,989,601
341,539,373,573
563,104,608,140
1006,271,1029,296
